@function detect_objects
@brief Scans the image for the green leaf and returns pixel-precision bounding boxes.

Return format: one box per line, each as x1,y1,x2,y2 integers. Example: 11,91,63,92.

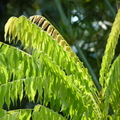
103,55,120,118
0,109,6,118
2,14,103,119
99,9,120,88
32,105,67,120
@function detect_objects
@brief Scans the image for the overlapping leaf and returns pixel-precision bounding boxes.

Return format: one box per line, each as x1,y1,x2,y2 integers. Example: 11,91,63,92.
103,55,120,119
0,105,66,120
4,15,101,116
0,42,100,119
0,42,37,83
4,16,94,90
4,15,100,109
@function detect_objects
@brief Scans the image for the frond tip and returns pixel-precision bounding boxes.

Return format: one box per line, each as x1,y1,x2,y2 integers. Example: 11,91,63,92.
99,9,120,88
29,15,80,63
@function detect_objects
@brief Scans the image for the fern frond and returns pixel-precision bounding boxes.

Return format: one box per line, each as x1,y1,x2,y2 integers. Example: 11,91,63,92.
4,15,97,92
103,55,120,118
3,15,103,119
0,75,86,119
32,105,67,120
27,16,102,115
0,105,66,120
0,42,101,119
99,9,120,88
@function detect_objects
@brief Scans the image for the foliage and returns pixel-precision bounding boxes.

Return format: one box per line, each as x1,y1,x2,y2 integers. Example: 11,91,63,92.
0,1,119,92
0,8,120,120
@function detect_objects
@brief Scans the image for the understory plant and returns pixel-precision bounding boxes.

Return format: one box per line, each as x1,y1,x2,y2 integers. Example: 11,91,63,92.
0,9,120,120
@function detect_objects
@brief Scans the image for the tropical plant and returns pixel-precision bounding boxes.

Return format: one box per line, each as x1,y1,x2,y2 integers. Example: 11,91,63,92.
0,8,120,120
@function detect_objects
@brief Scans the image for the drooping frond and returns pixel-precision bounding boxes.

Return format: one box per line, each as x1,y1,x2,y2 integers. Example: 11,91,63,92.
0,42,101,119
0,105,66,120
4,15,98,93
3,15,102,119
103,55,120,119
99,9,120,89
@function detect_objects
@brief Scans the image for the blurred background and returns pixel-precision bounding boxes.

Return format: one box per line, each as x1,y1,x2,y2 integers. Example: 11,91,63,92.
0,0,120,84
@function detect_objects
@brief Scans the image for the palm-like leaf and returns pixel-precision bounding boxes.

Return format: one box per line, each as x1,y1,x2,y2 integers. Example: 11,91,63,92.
103,55,120,119
1,15,100,119
99,9,120,119
99,9,120,89
0,9,120,120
